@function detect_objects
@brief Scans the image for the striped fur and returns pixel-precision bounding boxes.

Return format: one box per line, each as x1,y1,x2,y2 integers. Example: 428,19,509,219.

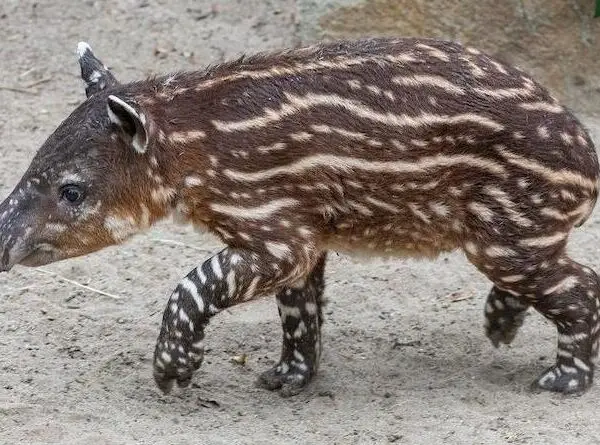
0,37,599,396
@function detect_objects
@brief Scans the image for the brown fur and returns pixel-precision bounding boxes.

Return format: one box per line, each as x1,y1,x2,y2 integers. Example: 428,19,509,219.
1,37,599,396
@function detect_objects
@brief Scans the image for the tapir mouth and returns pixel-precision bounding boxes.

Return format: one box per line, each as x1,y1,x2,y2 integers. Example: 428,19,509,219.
17,245,59,268
0,243,59,272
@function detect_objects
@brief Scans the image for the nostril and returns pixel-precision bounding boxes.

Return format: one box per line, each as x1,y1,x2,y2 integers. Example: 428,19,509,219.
0,250,8,272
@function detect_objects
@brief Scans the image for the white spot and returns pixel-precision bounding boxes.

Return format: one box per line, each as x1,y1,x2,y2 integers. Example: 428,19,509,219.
257,142,287,154
305,302,317,315
428,201,449,217
500,274,525,283
60,172,84,184
277,301,301,322
464,241,478,255
184,176,204,187
557,349,572,358
46,222,67,233
178,308,190,324
537,126,550,139
265,241,292,260
467,202,494,222
485,245,517,257
104,214,138,241
293,321,307,339
169,130,207,144
293,349,305,362
290,131,313,142
151,186,176,204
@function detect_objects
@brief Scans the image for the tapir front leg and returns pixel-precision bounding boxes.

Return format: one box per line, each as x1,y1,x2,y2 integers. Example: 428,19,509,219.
153,245,319,393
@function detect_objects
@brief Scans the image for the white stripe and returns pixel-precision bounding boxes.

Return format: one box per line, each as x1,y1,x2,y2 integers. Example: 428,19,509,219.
196,266,207,284
543,276,579,295
392,75,464,94
520,102,563,113
213,93,504,133
196,53,417,91
365,196,399,213
180,277,204,314
224,153,506,182
226,270,237,300
519,232,567,248
243,276,261,301
265,241,292,259
211,255,223,279
573,357,591,373
496,147,597,190
472,78,535,99
210,198,299,219
416,43,450,61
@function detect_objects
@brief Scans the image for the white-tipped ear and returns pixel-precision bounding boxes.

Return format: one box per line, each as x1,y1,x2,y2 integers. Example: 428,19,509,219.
107,95,149,154
77,41,118,98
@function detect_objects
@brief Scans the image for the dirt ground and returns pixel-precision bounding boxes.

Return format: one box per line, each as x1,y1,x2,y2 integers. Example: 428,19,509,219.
1,1,600,444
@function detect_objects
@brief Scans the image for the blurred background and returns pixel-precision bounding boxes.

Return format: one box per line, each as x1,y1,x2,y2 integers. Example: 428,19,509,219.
318,0,600,116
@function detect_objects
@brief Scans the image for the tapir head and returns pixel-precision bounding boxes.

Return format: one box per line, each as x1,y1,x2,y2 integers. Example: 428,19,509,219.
0,43,168,271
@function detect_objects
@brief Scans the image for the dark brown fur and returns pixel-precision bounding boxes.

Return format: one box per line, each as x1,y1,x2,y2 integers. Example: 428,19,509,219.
0,38,598,396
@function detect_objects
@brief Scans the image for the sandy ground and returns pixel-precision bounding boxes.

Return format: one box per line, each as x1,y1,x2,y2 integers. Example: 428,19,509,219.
1,1,600,444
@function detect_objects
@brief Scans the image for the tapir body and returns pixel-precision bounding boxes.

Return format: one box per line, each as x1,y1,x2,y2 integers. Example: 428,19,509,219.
0,38,599,396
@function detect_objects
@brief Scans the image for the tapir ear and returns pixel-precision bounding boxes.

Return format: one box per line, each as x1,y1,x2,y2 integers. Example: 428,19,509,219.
77,42,118,98
107,95,149,154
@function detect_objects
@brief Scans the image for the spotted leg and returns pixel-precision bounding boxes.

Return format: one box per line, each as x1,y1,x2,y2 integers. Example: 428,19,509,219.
469,238,600,394
257,253,327,397
484,286,530,347
529,258,600,394
153,245,320,394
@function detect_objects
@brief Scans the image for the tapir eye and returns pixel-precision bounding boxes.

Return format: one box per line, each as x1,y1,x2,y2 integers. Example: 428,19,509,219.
59,184,85,205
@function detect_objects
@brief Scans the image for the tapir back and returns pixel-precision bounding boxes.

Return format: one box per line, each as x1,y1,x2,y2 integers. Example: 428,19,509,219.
126,38,598,261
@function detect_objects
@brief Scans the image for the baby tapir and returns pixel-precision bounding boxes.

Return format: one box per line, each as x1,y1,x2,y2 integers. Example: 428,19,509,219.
0,38,599,397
